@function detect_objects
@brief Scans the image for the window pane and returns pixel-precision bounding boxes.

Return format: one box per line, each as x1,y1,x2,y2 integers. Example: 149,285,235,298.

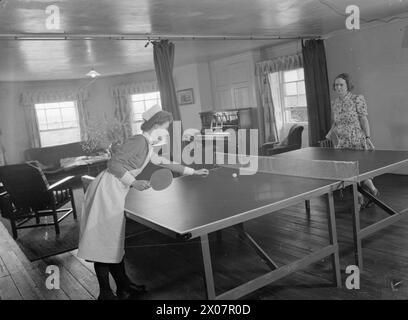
297,68,305,80
286,108,308,123
39,128,81,147
284,70,298,82
298,94,307,107
132,122,143,135
145,99,160,109
45,109,62,129
131,93,145,102
298,81,306,94
284,82,298,96
144,92,159,100
284,96,298,108
132,101,145,115
61,108,77,123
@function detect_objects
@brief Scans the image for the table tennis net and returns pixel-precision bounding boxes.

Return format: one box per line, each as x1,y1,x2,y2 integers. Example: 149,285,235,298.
214,152,359,182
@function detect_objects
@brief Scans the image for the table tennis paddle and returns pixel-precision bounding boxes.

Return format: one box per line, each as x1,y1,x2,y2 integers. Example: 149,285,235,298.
150,168,173,191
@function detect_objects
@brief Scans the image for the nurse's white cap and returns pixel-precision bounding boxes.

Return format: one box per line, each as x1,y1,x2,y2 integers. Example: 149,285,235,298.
142,104,162,121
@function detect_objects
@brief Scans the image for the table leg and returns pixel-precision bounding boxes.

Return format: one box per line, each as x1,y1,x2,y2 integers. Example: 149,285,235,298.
351,183,363,270
305,200,311,220
200,234,216,299
234,224,278,270
326,192,341,287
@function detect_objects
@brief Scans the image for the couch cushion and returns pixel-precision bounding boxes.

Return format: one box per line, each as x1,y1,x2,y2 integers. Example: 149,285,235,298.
25,142,85,170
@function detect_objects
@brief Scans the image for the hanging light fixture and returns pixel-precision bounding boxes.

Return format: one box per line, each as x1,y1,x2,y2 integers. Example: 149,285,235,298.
86,67,101,78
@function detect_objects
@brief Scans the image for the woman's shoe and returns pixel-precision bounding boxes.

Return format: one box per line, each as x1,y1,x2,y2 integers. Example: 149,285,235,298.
357,192,365,210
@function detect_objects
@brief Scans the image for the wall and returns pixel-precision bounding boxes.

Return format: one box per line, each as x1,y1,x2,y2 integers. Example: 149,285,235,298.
173,63,209,130
325,20,408,152
0,64,212,164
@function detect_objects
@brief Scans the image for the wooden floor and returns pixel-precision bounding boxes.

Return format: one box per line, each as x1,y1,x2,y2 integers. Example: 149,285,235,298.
0,174,407,300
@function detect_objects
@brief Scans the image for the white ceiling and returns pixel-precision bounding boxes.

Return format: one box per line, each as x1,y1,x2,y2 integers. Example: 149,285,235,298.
0,0,407,81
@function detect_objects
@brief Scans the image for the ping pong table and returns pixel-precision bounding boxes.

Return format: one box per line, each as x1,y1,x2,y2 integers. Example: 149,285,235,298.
275,147,408,270
124,147,408,299
125,153,344,300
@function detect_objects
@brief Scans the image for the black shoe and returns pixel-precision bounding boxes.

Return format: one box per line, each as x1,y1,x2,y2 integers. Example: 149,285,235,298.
97,290,118,300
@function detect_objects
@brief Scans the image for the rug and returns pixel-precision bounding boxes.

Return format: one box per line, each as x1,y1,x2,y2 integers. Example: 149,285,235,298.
0,188,147,261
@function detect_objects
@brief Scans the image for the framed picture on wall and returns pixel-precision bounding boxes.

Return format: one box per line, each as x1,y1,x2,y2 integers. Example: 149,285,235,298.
177,88,194,105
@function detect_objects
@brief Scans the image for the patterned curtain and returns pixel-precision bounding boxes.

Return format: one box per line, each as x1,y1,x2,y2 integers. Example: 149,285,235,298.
20,88,90,147
21,104,41,148
256,74,279,146
112,92,132,141
76,91,90,140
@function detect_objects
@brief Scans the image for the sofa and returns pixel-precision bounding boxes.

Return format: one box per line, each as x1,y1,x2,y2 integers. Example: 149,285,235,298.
25,142,108,184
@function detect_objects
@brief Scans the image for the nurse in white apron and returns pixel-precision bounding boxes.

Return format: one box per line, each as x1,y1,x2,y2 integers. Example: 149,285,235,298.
78,105,208,300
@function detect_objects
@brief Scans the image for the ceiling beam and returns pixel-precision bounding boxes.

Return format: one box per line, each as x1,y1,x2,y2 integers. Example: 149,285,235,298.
0,33,321,41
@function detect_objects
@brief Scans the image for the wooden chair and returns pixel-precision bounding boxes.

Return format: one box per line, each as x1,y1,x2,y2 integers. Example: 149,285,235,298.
0,162,77,239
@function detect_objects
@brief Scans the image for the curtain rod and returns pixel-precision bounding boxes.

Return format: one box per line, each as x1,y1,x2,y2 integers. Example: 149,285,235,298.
0,33,321,41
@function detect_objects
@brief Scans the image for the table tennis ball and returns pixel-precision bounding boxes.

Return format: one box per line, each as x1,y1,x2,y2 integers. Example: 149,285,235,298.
232,173,238,178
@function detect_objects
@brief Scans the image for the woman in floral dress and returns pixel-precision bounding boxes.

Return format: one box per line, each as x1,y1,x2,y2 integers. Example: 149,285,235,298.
327,73,379,206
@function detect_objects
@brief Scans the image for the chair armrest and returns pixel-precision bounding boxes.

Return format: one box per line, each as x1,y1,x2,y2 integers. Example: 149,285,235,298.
261,142,280,148
267,145,298,156
48,176,75,191
43,167,65,174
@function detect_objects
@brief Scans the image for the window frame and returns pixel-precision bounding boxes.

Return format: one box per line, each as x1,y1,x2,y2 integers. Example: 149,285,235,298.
130,91,162,135
34,100,81,147
278,68,308,125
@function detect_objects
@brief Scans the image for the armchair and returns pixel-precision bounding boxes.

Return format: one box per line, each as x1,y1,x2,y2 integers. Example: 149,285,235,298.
260,124,304,156
0,162,77,239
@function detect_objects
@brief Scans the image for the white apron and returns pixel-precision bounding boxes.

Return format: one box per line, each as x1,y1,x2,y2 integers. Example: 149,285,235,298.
77,144,152,263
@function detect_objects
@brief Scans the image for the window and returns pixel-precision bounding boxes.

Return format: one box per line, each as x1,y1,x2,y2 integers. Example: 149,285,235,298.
35,101,81,147
130,91,161,134
271,68,308,124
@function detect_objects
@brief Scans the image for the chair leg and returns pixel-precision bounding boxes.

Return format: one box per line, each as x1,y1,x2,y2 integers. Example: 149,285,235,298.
10,218,18,239
35,211,40,224
69,188,77,220
52,208,60,235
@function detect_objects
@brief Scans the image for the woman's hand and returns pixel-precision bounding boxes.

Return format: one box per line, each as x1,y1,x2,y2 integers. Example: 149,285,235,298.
366,138,375,150
194,169,209,176
131,180,151,191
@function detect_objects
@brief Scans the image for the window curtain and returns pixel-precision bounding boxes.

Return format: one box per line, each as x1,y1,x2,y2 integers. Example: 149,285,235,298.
255,53,303,146
302,39,331,146
152,40,181,120
111,81,159,140
152,39,181,161
20,88,90,148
